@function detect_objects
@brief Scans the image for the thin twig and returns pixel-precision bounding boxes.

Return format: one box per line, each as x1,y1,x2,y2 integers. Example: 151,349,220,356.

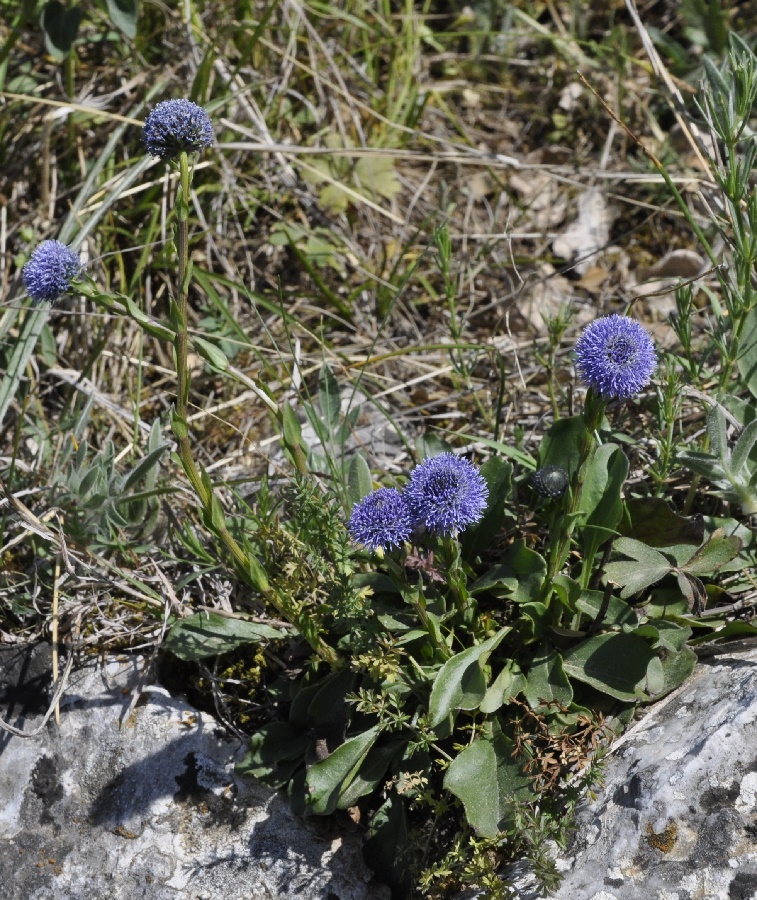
0,639,77,738
52,555,61,727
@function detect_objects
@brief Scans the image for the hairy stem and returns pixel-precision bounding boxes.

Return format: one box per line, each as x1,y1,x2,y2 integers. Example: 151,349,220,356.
171,152,339,667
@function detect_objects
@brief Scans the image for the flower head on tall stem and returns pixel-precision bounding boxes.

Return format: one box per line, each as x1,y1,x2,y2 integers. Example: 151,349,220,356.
348,488,413,552
22,240,80,304
142,99,214,161
575,314,657,400
406,453,488,536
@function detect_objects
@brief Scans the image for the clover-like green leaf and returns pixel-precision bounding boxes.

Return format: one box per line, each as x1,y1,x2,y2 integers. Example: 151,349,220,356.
679,528,742,576
619,497,705,548
604,537,673,598
355,155,401,202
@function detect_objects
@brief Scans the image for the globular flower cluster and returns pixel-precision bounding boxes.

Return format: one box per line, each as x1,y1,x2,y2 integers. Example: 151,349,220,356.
347,488,413,552
22,240,80,304
406,453,489,535
348,453,489,552
574,314,657,400
142,99,214,161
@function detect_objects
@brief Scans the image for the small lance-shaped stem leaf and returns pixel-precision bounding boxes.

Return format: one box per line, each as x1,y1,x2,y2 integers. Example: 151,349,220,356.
730,418,757,477
192,335,228,370
539,395,606,606
479,659,526,715
736,306,757,401
402,582,451,662
428,627,511,727
318,364,342,435
676,450,728,482
347,453,373,506
280,401,309,473
578,442,628,588
578,443,628,529
122,444,168,493
708,405,730,466
305,725,382,815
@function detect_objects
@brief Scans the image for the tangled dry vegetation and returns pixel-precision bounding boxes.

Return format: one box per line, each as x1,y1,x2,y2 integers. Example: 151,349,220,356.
2,8,732,468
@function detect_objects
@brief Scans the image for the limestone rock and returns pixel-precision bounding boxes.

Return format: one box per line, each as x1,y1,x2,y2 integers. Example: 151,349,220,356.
0,646,388,900
550,647,757,900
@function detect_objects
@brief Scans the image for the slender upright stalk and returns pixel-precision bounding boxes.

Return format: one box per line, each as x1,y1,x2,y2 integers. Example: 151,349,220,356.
539,392,605,606
171,152,339,667
173,153,211,508
384,556,452,661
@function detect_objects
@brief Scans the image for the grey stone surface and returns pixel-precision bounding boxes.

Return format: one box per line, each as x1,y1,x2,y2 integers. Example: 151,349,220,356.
0,648,388,900
549,647,757,900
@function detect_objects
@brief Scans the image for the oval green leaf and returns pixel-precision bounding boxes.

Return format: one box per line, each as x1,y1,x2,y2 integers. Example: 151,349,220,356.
444,727,533,838
164,612,286,661
523,643,572,708
305,725,381,815
562,632,657,700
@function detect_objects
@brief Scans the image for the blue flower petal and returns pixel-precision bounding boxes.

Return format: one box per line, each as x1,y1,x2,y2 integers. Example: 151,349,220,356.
348,487,413,552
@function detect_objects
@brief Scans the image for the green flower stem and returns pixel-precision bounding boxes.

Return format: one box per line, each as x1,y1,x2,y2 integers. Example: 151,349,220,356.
385,556,452,661
173,155,201,479
441,534,469,617
539,391,606,607
410,591,453,661
171,152,339,667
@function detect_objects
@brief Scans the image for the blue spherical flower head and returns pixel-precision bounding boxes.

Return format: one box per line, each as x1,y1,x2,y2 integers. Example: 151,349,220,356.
143,99,214,161
22,240,80,304
575,315,657,399
406,453,489,536
348,487,413,552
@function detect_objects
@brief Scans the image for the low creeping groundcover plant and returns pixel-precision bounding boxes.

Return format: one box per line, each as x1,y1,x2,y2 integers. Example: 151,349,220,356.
12,34,757,898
